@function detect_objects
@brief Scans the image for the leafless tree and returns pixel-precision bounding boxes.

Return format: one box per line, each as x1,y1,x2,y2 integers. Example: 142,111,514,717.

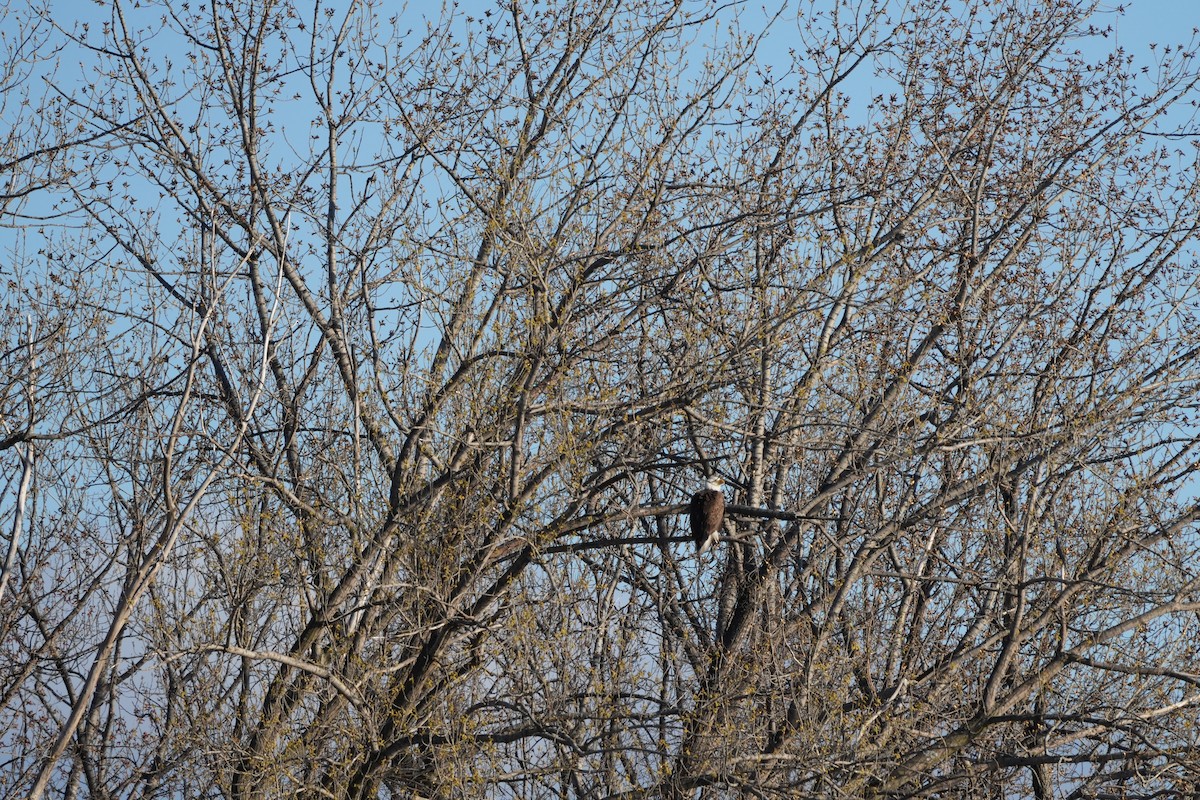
3,0,1200,798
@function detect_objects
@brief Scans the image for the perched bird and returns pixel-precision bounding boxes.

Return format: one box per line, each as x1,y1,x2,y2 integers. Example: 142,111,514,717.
689,476,726,554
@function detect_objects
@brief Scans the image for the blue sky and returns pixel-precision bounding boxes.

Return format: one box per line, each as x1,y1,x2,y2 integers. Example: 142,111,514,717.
1110,0,1198,51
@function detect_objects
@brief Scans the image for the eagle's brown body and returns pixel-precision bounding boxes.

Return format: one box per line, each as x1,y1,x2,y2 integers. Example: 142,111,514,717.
689,483,725,554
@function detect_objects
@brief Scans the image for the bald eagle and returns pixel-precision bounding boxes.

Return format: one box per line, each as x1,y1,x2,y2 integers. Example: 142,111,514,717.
689,476,725,554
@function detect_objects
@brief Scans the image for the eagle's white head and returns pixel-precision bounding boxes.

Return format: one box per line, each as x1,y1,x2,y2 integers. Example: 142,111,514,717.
704,475,725,493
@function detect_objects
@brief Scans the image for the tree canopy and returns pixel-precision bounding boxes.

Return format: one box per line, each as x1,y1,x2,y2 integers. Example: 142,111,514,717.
4,0,1200,797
